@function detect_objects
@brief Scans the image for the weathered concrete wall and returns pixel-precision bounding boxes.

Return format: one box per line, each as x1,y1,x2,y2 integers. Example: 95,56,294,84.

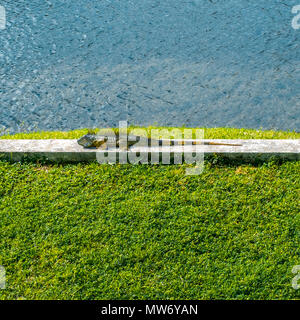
0,139,299,163
0,1,299,133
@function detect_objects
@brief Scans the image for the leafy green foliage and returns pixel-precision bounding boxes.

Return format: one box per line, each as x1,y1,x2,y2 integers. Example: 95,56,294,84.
0,128,299,299
1,127,300,140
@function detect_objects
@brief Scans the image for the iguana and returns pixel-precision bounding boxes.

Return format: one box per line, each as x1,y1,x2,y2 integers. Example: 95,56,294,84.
77,133,242,150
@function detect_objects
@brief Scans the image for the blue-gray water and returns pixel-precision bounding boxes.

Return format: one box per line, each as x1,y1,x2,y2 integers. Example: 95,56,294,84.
0,0,299,133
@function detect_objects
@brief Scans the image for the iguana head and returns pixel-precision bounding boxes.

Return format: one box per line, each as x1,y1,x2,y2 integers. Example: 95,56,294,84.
77,134,107,148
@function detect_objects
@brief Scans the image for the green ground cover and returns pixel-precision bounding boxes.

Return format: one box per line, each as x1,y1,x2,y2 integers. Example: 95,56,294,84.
1,126,300,140
0,128,299,299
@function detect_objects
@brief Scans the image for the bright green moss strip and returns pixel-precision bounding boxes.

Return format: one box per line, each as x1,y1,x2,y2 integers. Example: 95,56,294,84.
0,128,299,300
1,126,300,139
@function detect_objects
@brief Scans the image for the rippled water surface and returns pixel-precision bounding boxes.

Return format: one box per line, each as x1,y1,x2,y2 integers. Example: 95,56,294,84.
0,0,299,132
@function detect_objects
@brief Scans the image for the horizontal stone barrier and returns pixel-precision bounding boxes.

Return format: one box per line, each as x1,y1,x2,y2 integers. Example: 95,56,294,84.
0,139,299,163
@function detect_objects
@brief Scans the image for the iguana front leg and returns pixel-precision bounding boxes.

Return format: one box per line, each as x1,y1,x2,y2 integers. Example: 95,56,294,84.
117,138,139,150
97,142,108,150
117,138,129,151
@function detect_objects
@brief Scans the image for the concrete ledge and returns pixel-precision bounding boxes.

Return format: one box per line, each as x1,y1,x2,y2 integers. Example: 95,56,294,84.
0,139,299,163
